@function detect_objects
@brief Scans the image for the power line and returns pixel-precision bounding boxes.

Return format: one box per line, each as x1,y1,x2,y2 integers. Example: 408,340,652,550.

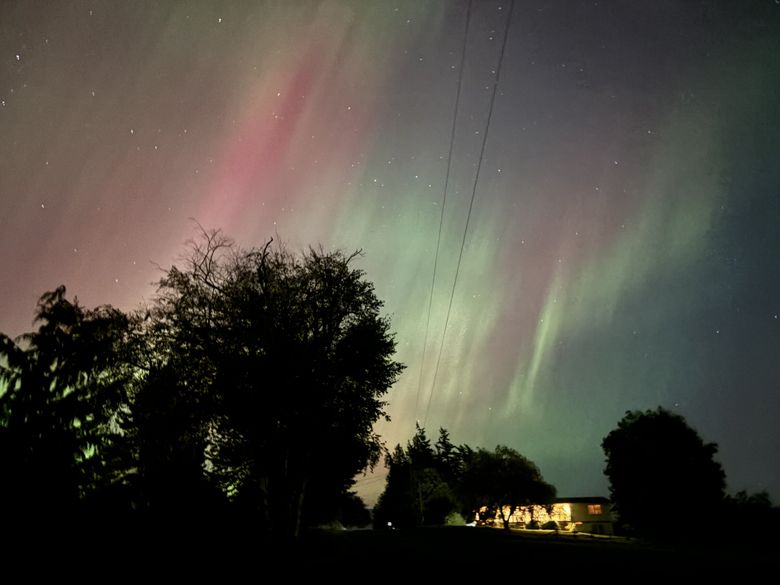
414,0,474,426
423,0,515,428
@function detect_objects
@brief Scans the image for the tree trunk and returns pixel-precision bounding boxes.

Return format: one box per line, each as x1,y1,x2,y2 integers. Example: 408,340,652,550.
258,475,272,536
290,478,307,538
502,505,516,530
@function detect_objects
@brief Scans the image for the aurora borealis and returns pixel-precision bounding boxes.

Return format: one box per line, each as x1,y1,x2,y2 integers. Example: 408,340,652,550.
1,1,779,505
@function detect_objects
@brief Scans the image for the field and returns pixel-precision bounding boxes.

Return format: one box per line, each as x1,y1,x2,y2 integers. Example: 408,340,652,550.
293,526,774,575
6,524,774,577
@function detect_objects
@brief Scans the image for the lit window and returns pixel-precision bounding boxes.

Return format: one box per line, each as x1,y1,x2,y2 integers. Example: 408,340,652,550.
587,504,602,515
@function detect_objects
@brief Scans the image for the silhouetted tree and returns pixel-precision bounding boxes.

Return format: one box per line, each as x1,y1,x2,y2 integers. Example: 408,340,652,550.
434,428,461,483
302,469,374,528
727,489,771,511
338,491,372,528
375,428,554,529
723,490,777,542
373,426,461,528
602,407,726,539
141,228,403,536
374,445,415,528
0,287,131,520
123,363,226,518
459,445,556,529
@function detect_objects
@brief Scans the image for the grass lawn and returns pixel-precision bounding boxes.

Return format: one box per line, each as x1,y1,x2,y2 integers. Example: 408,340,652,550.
294,526,776,575
6,523,774,577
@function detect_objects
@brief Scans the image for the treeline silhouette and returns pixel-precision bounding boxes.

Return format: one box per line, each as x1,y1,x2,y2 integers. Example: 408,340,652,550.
374,425,555,530
602,407,778,543
377,412,777,545
0,229,403,538
1,230,775,549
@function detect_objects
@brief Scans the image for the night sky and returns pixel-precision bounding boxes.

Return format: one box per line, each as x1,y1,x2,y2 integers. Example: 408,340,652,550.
2,1,779,505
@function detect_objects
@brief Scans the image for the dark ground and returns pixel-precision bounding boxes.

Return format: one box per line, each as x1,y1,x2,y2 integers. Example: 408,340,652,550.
298,526,776,575
5,524,775,578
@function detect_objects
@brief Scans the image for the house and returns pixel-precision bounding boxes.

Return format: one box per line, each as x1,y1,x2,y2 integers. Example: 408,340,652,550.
553,497,614,535
480,497,614,535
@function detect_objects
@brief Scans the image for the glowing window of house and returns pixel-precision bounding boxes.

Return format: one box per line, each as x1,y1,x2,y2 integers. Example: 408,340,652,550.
587,504,602,515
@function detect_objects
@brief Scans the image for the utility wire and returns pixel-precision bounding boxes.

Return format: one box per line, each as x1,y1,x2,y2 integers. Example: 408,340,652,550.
423,0,515,428
414,0,473,425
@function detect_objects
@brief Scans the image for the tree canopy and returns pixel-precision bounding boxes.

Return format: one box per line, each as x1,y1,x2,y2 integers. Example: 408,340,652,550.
0,286,131,519
602,407,726,538
0,230,403,537
460,445,556,530
374,426,555,530
374,425,462,528
134,229,404,535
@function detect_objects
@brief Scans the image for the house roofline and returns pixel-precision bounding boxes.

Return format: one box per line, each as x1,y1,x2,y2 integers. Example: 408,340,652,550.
554,497,610,504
